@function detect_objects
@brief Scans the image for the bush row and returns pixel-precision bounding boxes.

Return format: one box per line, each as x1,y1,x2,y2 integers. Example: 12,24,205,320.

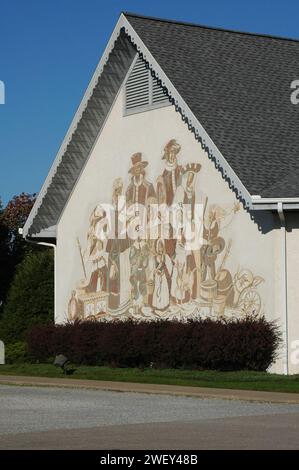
27,316,280,371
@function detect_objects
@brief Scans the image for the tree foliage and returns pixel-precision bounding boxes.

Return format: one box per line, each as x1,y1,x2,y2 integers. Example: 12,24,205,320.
2,192,36,260
0,249,54,343
0,192,36,308
0,198,11,307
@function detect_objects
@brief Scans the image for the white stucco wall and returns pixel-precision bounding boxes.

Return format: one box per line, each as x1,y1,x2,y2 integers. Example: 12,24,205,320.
55,84,290,374
286,215,299,374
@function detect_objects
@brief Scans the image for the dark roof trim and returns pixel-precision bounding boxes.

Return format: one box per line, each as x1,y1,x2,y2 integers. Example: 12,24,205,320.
123,11,299,44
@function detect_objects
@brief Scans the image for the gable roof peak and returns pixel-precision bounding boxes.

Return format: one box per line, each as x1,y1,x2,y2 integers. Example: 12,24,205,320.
123,11,299,44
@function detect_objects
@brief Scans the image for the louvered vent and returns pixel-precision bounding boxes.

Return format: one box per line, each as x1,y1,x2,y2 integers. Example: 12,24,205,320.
125,57,170,114
152,77,168,105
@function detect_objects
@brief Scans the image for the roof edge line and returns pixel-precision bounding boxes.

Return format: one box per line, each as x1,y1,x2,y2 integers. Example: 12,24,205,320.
123,11,299,44
252,197,299,204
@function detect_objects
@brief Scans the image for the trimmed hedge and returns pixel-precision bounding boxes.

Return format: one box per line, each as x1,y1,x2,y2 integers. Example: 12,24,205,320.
27,317,280,371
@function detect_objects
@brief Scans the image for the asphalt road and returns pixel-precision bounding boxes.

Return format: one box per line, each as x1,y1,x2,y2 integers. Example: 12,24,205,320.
0,385,299,449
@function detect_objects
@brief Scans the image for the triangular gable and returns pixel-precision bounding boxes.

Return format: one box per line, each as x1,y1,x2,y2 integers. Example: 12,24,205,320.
23,13,252,238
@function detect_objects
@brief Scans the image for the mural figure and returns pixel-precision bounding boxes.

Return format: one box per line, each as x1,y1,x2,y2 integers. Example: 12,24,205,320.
129,238,150,313
151,238,173,311
84,204,109,293
156,139,183,206
201,236,225,281
170,237,197,304
200,203,240,309
174,163,201,220
126,152,156,242
156,140,183,257
68,139,265,322
173,163,201,299
68,290,81,321
106,178,131,310
66,205,110,321
126,152,156,206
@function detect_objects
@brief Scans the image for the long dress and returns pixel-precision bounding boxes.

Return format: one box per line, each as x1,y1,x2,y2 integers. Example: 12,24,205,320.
152,254,172,311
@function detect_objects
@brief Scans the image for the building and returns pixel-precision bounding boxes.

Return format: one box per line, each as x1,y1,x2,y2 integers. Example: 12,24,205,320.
23,13,299,374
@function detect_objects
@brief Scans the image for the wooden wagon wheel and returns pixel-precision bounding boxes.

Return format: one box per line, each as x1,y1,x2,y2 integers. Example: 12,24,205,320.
238,288,261,315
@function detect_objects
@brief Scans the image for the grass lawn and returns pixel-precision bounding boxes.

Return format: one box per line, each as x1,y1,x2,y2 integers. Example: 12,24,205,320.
0,363,299,393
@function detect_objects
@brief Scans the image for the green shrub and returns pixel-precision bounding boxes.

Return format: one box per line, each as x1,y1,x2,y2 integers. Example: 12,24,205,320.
0,249,54,343
4,341,30,364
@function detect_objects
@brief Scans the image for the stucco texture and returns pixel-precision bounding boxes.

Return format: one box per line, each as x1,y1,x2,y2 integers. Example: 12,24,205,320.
56,86,289,373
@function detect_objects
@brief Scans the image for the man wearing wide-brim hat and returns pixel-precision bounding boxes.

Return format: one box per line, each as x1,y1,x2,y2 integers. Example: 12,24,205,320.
125,152,156,239
128,152,148,175
156,139,184,258
126,152,156,206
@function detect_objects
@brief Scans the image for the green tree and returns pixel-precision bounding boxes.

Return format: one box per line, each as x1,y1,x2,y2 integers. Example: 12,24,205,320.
0,197,12,311
2,192,36,264
0,249,54,343
0,193,37,310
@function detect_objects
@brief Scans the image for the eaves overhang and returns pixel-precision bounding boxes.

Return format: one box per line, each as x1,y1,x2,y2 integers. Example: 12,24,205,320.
251,197,299,211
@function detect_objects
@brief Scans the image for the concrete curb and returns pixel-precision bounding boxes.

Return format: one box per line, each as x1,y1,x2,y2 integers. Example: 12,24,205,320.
1,374,299,404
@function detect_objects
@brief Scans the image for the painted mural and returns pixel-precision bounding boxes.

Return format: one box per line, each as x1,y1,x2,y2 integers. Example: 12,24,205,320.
67,139,264,322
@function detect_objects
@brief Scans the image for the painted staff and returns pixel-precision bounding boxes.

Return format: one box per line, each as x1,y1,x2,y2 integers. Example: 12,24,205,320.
77,237,87,279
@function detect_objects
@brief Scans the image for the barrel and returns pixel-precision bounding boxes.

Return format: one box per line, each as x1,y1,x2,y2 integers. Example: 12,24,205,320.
213,294,226,317
200,280,217,302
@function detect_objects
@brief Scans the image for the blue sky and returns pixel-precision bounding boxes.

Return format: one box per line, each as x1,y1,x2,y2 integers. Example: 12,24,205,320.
0,0,298,205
